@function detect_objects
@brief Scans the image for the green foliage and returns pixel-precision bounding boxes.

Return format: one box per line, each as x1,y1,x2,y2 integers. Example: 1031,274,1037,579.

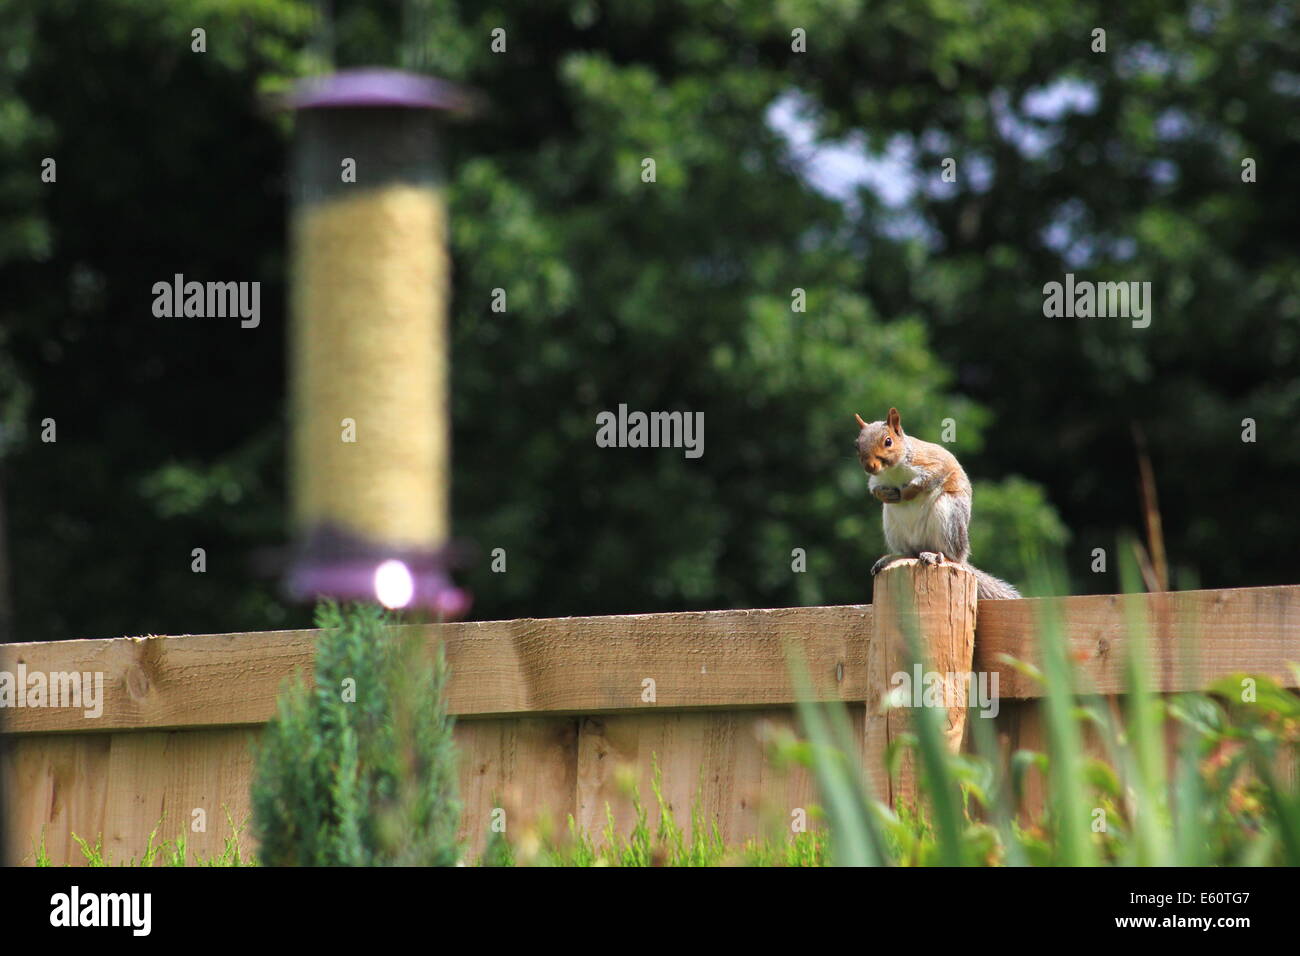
0,0,1294,673
250,601,461,866
0,0,1079,643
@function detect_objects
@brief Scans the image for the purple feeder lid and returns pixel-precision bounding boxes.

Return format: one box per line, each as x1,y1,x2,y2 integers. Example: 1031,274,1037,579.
286,68,472,113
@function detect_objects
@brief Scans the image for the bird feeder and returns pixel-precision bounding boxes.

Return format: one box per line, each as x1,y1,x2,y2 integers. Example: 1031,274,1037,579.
283,68,469,616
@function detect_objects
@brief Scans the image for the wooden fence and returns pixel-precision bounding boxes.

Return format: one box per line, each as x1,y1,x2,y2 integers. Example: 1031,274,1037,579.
3,561,1299,865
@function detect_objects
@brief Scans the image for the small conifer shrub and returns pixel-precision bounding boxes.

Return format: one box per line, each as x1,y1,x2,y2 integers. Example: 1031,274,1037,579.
251,600,461,865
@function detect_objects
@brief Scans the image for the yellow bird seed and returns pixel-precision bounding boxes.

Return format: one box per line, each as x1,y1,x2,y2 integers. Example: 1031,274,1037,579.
289,184,449,550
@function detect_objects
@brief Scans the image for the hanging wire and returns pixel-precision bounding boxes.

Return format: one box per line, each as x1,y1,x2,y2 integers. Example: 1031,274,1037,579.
402,0,434,74
310,0,335,75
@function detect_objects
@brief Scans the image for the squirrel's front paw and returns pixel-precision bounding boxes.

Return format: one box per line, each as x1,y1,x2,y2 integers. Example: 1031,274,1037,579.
918,551,946,566
872,485,902,503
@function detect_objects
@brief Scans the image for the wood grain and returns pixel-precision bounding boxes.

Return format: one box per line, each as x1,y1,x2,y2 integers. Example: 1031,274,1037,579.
865,560,978,806
3,729,257,866
4,585,1296,737
0,605,873,734
975,584,1300,697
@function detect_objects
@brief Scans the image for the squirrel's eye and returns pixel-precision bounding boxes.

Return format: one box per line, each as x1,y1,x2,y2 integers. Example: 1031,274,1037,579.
884,438,893,447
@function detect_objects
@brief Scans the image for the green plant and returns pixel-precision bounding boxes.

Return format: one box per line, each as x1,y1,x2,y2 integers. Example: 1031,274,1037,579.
250,600,461,866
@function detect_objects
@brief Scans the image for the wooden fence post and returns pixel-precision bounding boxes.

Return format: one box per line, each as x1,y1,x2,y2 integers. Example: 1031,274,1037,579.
864,558,978,807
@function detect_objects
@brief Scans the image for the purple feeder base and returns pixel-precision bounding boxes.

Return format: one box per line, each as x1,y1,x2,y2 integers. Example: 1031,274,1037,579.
288,557,471,619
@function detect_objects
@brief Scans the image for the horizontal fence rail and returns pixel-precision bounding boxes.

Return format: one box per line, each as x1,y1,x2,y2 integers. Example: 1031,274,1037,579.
0,605,876,733
4,582,1298,734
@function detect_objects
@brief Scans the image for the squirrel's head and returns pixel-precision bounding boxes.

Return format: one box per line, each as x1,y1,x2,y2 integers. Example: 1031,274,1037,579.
855,407,905,474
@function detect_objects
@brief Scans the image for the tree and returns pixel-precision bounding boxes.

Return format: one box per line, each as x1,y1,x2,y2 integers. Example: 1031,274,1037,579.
49,1,1300,641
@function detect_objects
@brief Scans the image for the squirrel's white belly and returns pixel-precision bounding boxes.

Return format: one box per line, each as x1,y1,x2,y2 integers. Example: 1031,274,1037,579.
873,462,952,555
883,491,947,554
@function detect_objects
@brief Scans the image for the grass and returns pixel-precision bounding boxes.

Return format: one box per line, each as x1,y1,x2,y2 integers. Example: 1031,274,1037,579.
29,787,829,867
477,763,830,867
31,811,254,867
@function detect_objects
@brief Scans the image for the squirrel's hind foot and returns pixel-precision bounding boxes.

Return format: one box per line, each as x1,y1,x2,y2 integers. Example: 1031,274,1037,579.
871,554,907,576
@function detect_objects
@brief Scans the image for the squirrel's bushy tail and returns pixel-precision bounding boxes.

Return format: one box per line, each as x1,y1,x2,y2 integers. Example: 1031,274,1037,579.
969,566,1021,600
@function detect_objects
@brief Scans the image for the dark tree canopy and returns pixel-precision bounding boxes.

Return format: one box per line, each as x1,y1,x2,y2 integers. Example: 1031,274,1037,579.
0,0,1293,640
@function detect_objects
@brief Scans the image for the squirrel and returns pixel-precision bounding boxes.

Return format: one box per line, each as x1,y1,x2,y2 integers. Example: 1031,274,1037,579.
855,407,1021,600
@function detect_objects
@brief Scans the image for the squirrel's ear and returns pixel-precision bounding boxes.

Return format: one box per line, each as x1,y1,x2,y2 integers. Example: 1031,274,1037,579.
887,407,902,434
854,413,867,429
